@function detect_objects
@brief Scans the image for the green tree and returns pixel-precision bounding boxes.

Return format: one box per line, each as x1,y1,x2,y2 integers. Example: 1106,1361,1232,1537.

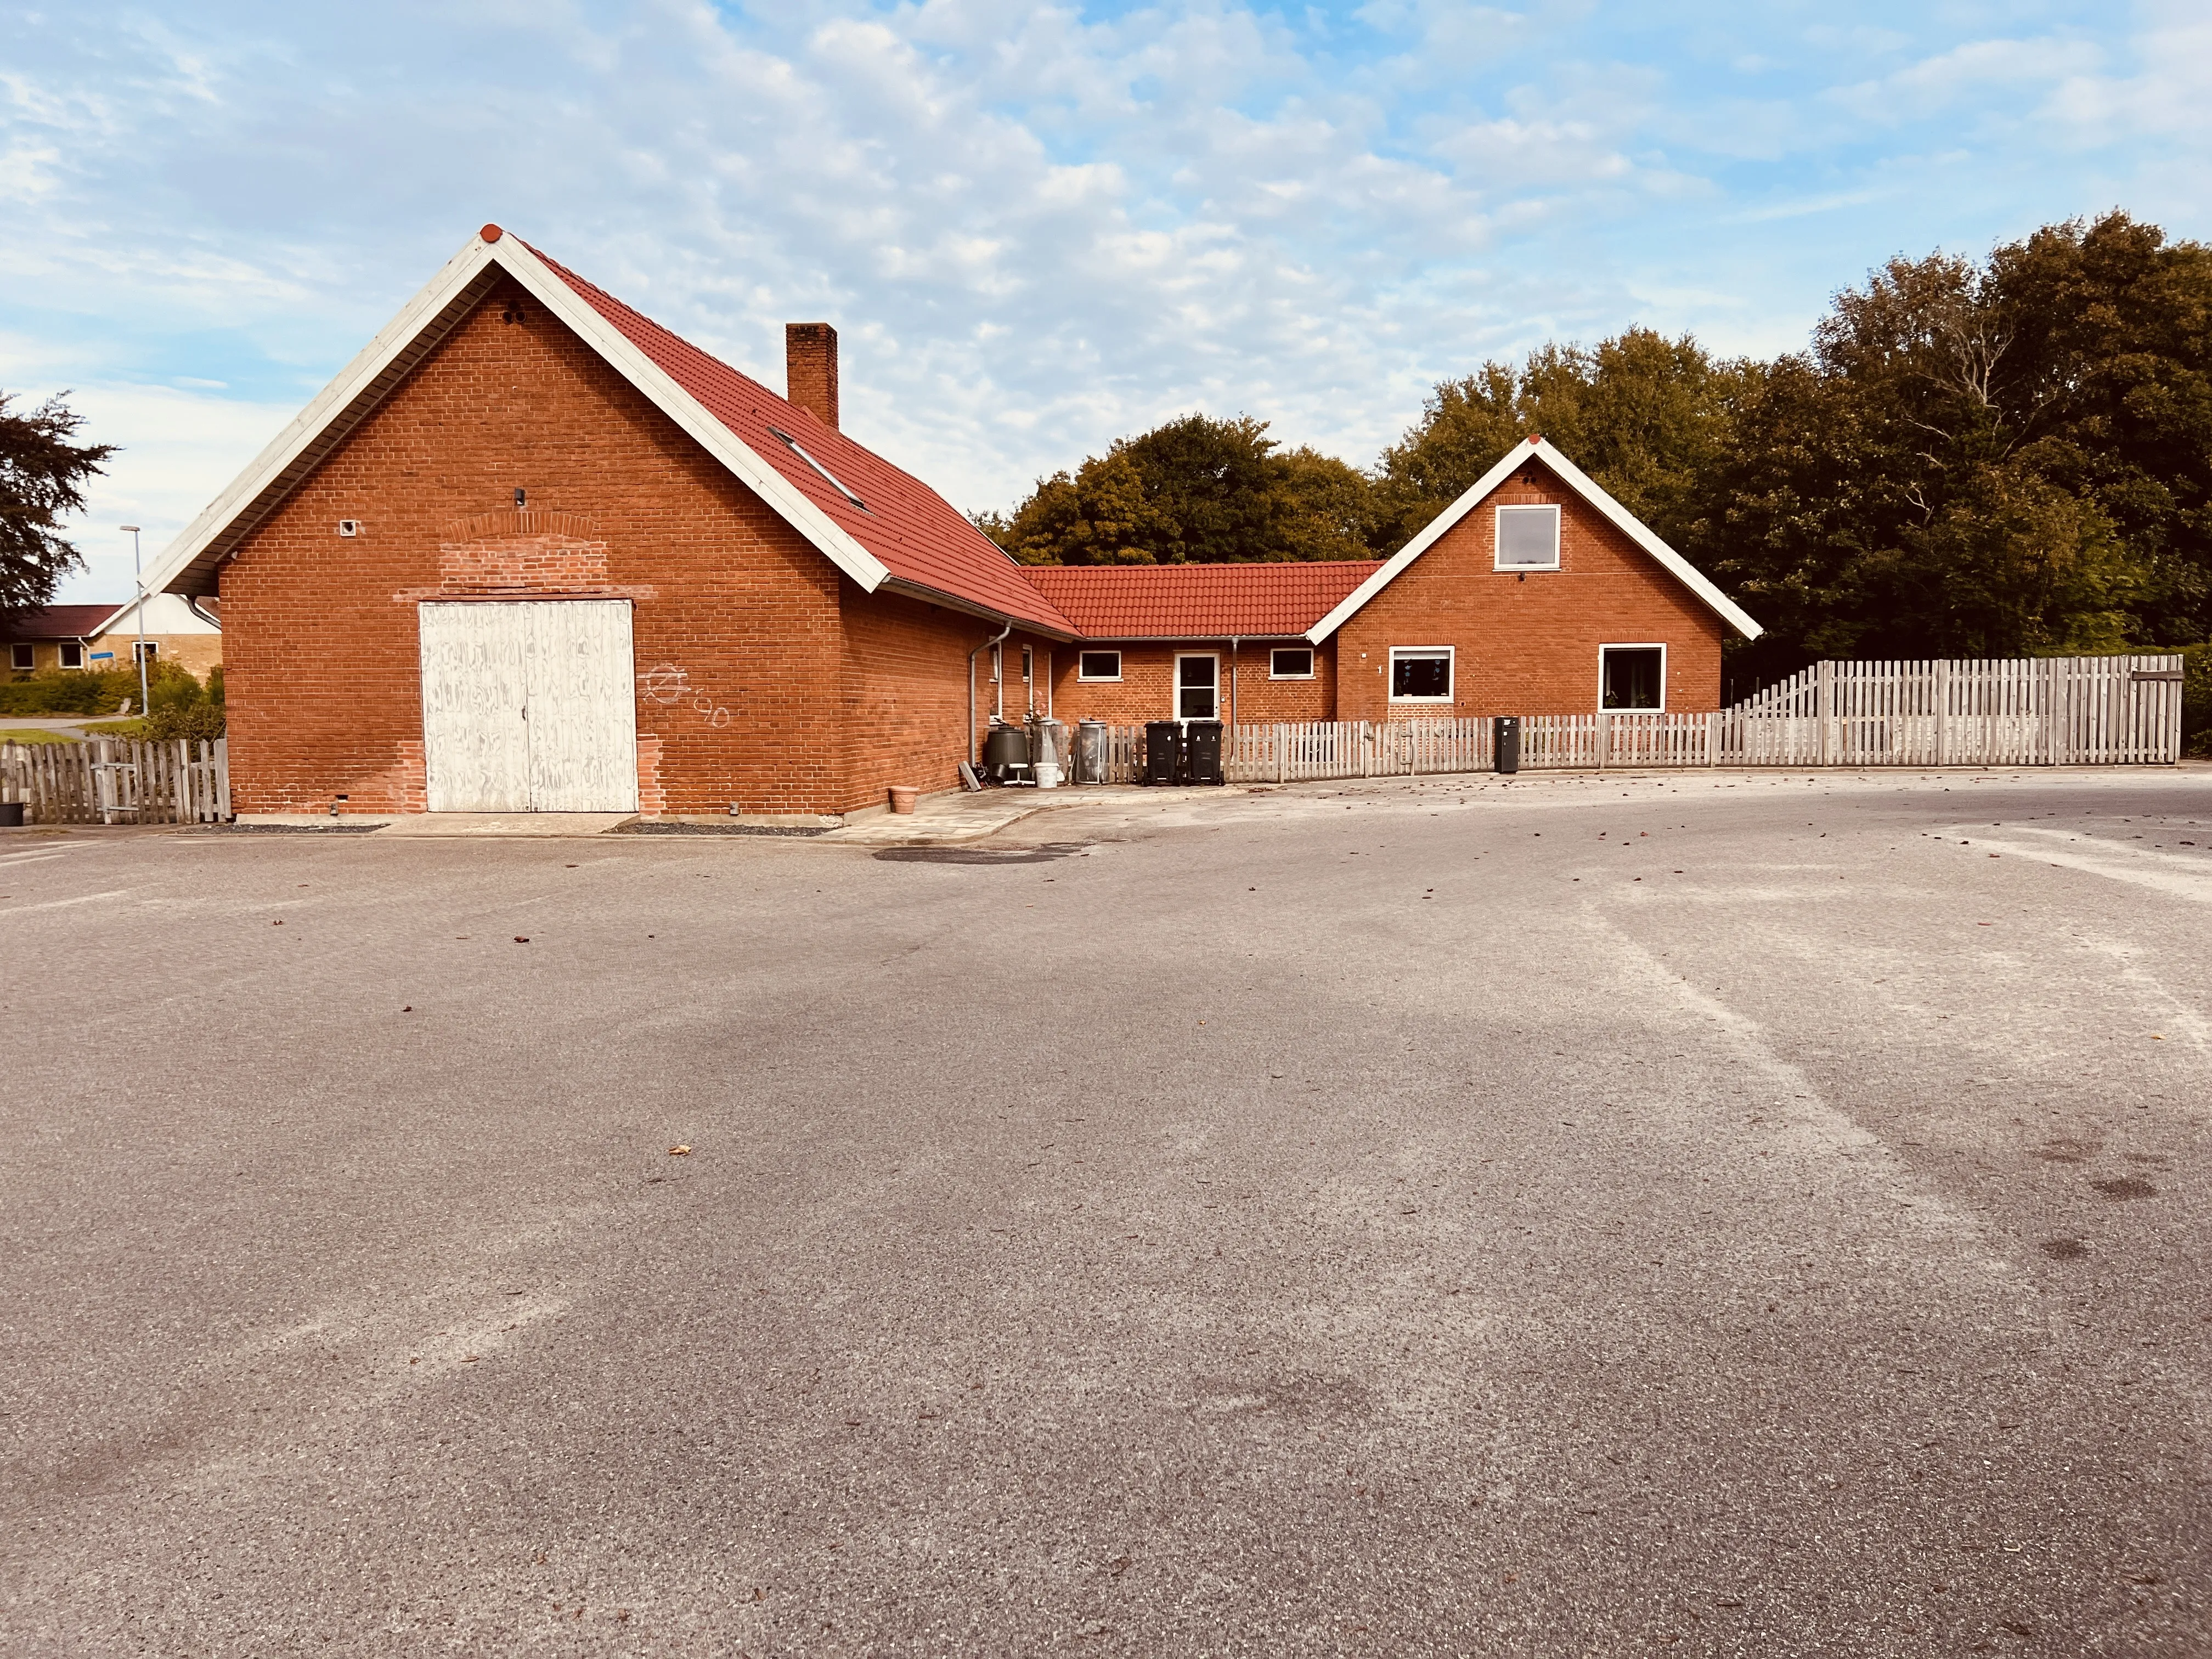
1374,328,1747,550
989,449,1168,566
986,414,1383,565
1274,445,1382,562
1113,415,1288,563
1983,213,2212,644
1688,216,2200,674
1,392,116,620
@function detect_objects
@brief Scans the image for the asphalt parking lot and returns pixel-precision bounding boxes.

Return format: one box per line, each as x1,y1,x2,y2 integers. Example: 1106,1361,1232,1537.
3,767,2209,1657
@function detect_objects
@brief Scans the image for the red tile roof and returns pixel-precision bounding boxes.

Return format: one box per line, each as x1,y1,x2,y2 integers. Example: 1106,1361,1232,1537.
516,244,1386,644
531,246,1078,637
1021,561,1381,640
2,604,125,641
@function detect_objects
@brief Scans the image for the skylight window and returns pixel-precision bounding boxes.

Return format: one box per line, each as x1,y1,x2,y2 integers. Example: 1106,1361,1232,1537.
767,425,867,512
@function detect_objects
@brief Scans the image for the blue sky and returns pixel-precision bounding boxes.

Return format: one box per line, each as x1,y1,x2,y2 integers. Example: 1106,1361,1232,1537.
5,0,2209,603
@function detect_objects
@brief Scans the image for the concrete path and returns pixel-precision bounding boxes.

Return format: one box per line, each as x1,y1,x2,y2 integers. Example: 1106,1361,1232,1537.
820,783,1171,845
0,715,105,738
230,811,640,837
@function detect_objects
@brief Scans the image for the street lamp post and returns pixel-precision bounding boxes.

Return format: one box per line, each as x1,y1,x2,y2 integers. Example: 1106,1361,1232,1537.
120,526,148,719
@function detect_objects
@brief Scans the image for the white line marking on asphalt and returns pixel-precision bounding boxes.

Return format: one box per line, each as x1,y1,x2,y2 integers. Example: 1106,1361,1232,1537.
1582,900,1996,1269
0,888,132,915
1958,828,2212,905
2080,936,2212,1057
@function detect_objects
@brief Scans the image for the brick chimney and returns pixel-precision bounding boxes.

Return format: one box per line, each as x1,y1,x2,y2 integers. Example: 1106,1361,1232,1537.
785,323,839,430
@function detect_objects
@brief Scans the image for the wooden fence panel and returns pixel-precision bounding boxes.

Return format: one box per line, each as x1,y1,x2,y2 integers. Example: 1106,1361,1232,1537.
1207,654,2180,784
0,738,232,824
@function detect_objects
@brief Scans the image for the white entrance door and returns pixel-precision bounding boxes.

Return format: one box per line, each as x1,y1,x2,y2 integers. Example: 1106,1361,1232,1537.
1175,653,1219,719
420,601,639,812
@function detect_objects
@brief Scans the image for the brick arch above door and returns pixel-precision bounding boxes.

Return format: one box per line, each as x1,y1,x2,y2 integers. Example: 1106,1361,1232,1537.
437,508,610,595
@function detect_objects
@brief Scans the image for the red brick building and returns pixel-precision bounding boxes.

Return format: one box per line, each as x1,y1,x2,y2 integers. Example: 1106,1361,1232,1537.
148,228,1758,820
1025,563,1372,727
1318,437,1762,721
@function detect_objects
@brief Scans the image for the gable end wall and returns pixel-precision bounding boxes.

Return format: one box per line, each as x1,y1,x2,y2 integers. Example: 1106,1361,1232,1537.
1336,469,1725,718
216,281,863,816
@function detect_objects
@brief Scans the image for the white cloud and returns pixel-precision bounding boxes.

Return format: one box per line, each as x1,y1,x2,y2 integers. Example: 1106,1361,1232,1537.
1829,35,2101,125
2041,5,2212,145
0,380,296,606
2,0,2210,582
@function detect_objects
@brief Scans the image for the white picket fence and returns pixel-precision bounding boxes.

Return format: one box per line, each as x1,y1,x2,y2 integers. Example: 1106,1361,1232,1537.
1226,719,1499,781
0,654,2181,825
1068,653,2186,784
0,738,231,825
1718,653,2183,766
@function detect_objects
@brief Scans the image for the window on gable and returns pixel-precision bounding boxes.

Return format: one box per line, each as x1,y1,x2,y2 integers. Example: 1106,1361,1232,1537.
1077,650,1121,681
1495,504,1561,569
1390,646,1453,702
1269,647,1314,679
9,642,32,672
766,425,867,512
1601,645,1664,710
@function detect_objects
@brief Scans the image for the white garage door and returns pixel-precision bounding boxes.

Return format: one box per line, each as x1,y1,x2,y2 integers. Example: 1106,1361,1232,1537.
419,601,639,812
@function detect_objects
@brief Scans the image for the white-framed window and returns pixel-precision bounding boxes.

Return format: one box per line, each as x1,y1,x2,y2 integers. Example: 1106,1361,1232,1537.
1600,644,1666,711
1174,652,1219,719
1495,503,1561,570
1020,645,1033,683
1269,646,1314,680
1390,646,1453,703
8,642,32,671
1077,650,1122,681
58,641,83,669
990,642,1002,683
134,640,159,662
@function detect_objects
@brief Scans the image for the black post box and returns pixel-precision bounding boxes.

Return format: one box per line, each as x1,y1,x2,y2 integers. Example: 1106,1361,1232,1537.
1144,721,1183,786
1494,715,1521,774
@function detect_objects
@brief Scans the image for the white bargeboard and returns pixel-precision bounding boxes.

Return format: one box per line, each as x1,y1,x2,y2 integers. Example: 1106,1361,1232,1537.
420,600,639,812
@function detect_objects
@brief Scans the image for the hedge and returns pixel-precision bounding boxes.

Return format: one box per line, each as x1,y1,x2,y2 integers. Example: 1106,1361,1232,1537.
2185,644,2211,758
0,660,213,718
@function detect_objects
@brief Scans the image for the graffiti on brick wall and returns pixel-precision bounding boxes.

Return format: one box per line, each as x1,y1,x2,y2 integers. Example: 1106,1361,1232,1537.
638,663,730,729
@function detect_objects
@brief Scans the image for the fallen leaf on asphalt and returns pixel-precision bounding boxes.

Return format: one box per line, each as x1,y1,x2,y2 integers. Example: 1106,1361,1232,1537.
514,936,530,943
669,1144,692,1156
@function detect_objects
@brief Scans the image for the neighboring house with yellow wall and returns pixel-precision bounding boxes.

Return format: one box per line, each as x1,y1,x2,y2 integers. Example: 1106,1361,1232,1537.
3,596,222,680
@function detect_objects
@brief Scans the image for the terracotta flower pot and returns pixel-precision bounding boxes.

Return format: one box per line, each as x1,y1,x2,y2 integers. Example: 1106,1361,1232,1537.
888,786,919,815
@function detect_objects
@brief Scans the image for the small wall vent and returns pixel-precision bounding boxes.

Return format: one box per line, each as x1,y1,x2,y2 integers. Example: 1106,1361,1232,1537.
338,520,360,537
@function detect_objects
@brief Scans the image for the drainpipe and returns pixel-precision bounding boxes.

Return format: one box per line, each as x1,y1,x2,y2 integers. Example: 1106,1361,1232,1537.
1229,636,1239,727
968,620,1011,766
